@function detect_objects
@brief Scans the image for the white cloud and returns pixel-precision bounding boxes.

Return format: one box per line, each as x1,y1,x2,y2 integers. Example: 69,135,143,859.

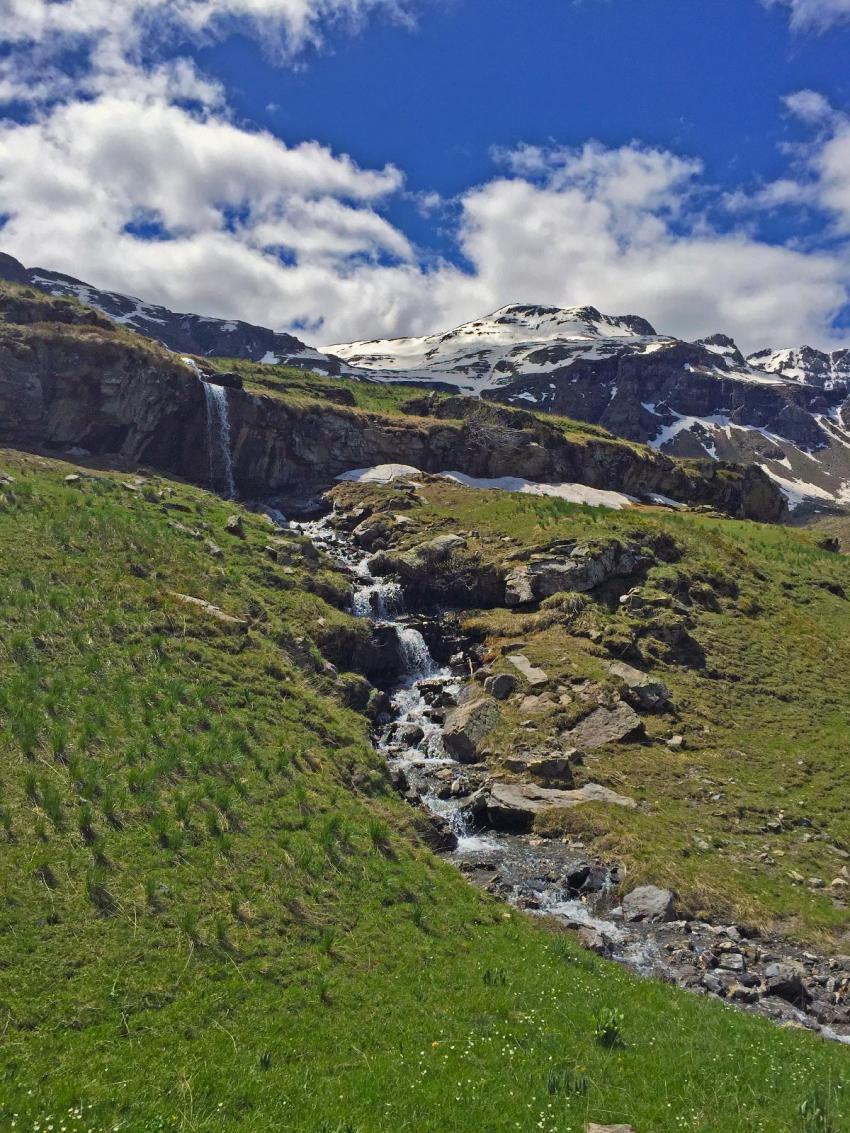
765,0,850,30
0,8,848,353
451,145,849,353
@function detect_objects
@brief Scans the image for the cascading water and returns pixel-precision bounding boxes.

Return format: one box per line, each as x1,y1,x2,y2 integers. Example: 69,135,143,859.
182,356,237,499
203,382,237,500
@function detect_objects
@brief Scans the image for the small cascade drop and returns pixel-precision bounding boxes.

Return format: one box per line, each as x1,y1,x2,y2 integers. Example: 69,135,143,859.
395,626,437,681
202,382,236,499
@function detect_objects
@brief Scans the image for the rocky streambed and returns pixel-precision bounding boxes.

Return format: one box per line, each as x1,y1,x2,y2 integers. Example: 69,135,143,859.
296,513,850,1047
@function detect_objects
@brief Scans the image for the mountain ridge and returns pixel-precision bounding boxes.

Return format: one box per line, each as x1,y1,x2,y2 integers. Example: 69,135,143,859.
5,250,850,512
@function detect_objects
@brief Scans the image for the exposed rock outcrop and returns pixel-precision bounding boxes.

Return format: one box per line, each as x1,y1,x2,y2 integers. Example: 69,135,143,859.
0,287,787,522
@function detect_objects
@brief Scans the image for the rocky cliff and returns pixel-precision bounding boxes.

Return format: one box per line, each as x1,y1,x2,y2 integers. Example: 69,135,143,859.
0,283,786,521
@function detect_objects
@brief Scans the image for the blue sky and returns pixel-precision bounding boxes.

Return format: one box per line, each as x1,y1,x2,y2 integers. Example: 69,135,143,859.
1,0,850,351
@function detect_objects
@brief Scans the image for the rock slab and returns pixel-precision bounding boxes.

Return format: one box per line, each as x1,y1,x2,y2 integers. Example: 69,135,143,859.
566,704,644,750
484,781,636,833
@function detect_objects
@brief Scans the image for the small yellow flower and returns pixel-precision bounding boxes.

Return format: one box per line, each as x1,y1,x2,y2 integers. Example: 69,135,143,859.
431,1041,440,1048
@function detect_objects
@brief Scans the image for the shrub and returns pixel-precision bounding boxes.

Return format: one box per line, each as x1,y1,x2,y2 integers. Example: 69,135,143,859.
592,1006,625,1049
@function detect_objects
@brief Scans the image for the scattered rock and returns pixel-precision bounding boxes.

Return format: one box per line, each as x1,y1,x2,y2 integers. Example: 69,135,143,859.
622,885,677,923
666,734,685,749
587,1125,636,1133
64,474,81,484
442,698,501,763
565,704,644,750
205,539,224,558
484,672,518,700
604,660,671,711
225,514,245,537
507,654,548,686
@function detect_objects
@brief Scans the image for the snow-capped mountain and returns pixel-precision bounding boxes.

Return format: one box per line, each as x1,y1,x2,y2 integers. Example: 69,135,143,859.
328,303,850,513
0,252,344,373
325,304,666,395
5,248,850,513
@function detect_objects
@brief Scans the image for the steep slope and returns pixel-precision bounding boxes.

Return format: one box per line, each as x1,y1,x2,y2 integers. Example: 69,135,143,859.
0,281,786,521
1,450,849,1132
4,452,850,1131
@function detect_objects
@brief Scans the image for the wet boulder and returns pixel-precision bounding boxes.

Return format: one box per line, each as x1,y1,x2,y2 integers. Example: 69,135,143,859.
442,698,501,763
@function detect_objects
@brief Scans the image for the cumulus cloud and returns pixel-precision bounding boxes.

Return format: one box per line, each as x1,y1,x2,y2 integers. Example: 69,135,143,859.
451,143,849,353
764,0,850,30
0,5,848,351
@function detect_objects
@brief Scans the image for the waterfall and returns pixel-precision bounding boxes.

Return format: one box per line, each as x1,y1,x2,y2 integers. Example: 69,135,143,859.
182,357,237,499
202,382,237,500
396,626,437,680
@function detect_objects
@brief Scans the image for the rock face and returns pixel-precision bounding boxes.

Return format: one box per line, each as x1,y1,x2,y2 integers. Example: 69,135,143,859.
0,284,787,522
442,698,501,762
621,886,677,923
483,781,636,833
505,541,650,605
565,704,644,750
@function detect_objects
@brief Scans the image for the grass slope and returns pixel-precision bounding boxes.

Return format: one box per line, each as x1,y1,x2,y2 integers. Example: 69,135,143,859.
0,452,848,1133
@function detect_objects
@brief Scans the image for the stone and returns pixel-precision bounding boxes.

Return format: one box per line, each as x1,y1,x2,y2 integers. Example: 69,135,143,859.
565,704,644,750
526,754,575,785
442,698,501,763
507,654,549,686
416,809,457,852
205,539,224,558
225,514,244,537
604,660,671,711
64,474,81,484
666,734,685,749
578,927,611,954
587,1125,636,1133
483,672,518,700
763,962,809,1007
167,591,248,631
484,781,636,833
621,885,677,923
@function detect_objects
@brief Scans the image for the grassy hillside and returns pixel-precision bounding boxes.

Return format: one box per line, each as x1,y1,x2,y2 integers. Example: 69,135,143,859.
0,451,848,1132
332,478,850,947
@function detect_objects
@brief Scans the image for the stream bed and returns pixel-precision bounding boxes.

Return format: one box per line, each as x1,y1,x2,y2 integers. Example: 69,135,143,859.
296,512,850,1046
